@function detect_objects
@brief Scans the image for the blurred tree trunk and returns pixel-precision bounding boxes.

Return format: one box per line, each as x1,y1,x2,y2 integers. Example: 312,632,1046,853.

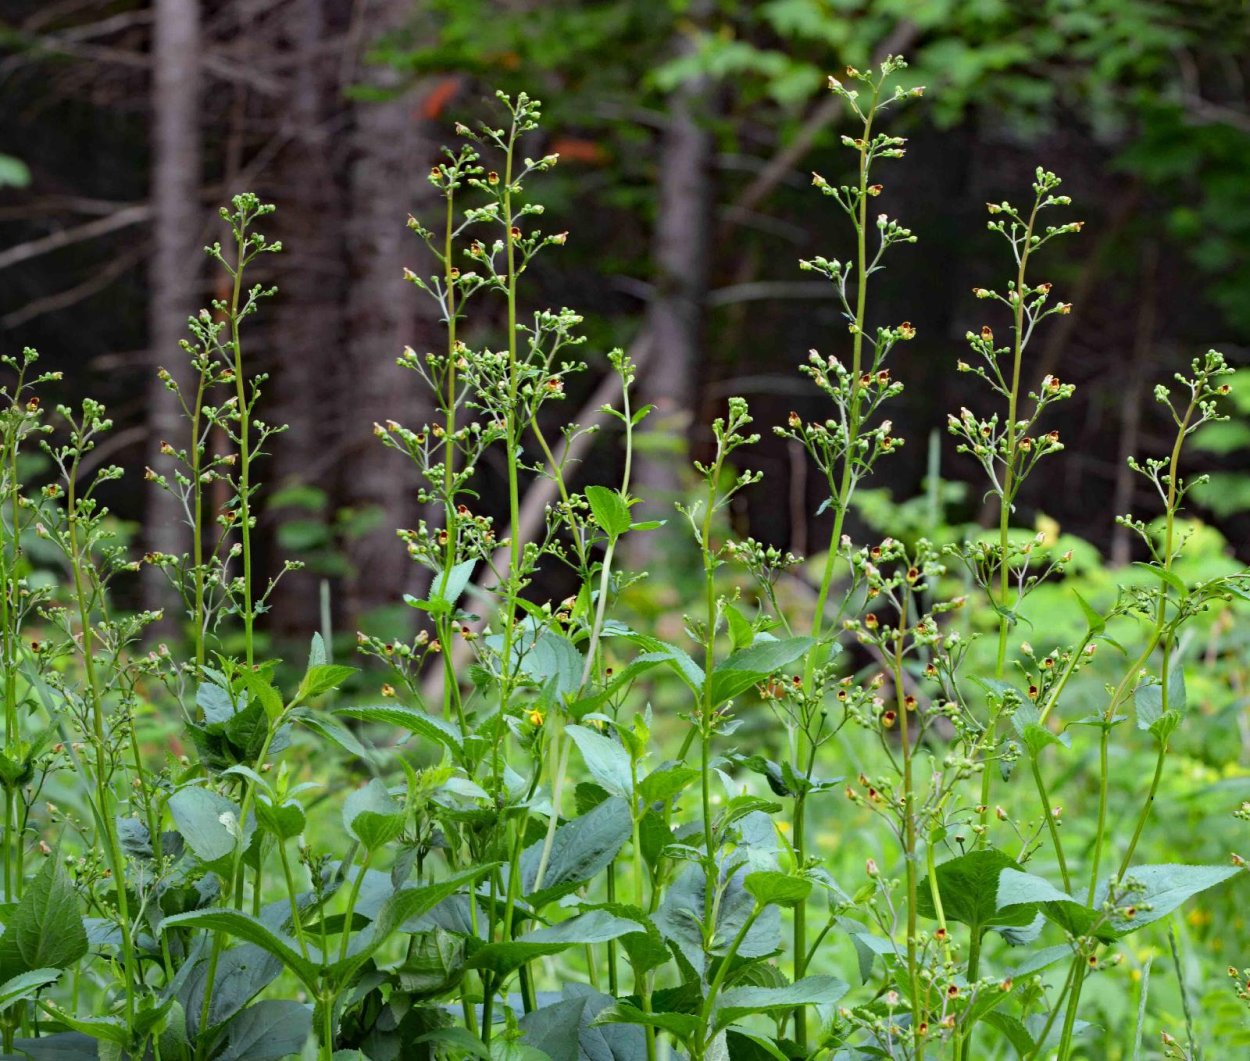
143,0,201,624
631,14,714,549
340,6,441,631
267,0,348,637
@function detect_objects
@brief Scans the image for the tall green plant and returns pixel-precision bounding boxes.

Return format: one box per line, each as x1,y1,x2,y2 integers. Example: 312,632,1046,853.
0,55,1244,1061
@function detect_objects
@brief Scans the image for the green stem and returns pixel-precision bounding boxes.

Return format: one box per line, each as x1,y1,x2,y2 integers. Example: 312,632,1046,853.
894,620,924,1060
339,849,373,964
321,992,335,1060
695,906,762,1061
66,461,139,1030
1055,956,1088,1061
227,237,255,668
277,837,310,960
981,198,1040,846
190,370,207,669
1116,740,1167,880
1032,755,1071,892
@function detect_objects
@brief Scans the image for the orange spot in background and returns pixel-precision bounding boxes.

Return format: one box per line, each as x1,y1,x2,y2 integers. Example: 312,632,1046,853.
550,137,608,165
421,76,462,120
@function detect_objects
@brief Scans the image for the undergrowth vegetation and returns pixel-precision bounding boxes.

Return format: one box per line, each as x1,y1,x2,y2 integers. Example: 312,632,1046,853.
0,57,1247,1061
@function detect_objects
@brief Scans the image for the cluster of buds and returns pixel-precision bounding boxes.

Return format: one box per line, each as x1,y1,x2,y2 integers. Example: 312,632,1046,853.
725,536,804,587
831,674,889,730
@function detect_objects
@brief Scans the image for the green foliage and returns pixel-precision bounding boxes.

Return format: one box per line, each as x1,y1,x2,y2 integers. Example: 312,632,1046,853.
1,57,1248,1061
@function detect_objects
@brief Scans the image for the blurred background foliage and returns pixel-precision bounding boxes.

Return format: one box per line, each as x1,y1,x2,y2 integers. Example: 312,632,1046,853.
1,0,1248,636
4,4,1250,1052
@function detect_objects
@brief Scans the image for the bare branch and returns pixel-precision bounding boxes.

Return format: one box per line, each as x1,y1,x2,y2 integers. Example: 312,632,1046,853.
1,241,147,327
0,203,151,272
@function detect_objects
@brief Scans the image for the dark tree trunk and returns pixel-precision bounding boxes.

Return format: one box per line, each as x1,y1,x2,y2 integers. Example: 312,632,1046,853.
632,17,714,543
265,0,348,638
340,5,441,630
144,0,201,625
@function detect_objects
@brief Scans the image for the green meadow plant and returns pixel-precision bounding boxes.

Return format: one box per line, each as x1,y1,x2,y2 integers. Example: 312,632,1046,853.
0,57,1245,1061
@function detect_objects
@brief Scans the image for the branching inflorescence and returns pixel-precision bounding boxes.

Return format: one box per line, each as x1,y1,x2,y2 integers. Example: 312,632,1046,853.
0,58,1244,1061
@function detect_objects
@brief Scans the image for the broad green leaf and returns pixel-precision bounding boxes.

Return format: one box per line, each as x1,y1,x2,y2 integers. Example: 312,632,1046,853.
490,1040,551,1061
36,1008,128,1045
1007,943,1077,979
566,725,632,798
713,975,848,1032
584,485,632,538
1101,863,1240,935
417,1028,491,1059
169,787,252,864
427,559,476,609
238,672,283,724
519,797,632,909
521,631,584,698
654,866,781,977
915,849,1037,940
336,703,462,755
292,711,371,761
981,1012,1035,1056
294,664,357,705
256,797,306,842
724,605,755,652
1012,701,1068,757
0,861,88,983
1132,561,1188,597
160,909,321,989
343,779,405,850
620,635,705,693
1134,668,1186,741
0,968,60,1010
519,989,644,1061
708,637,814,707
639,764,699,805
998,869,1080,909
330,864,497,984
1072,589,1105,636
725,1030,790,1060
177,942,282,1038
995,869,1106,938
217,1000,312,1061
469,911,643,976
591,1003,698,1042
743,872,811,909
197,681,237,726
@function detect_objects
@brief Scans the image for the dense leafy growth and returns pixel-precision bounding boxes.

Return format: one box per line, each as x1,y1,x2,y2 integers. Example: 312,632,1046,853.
0,57,1247,1061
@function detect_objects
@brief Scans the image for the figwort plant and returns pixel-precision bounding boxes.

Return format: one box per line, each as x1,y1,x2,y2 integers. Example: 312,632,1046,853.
0,56,1245,1061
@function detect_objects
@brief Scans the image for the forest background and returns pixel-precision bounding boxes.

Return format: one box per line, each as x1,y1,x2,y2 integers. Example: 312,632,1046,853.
2,0,1250,646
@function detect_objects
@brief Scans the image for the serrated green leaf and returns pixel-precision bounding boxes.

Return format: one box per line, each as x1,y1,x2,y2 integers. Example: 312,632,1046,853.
713,975,848,1032
1103,863,1240,935
743,871,811,909
336,703,462,755
0,861,87,983
566,725,632,798
294,664,357,705
584,485,632,538
708,637,814,707
0,968,60,1010
591,1003,697,1041
217,1000,312,1061
916,849,1037,940
1072,589,1105,636
160,909,321,989
343,779,405,850
169,787,253,864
